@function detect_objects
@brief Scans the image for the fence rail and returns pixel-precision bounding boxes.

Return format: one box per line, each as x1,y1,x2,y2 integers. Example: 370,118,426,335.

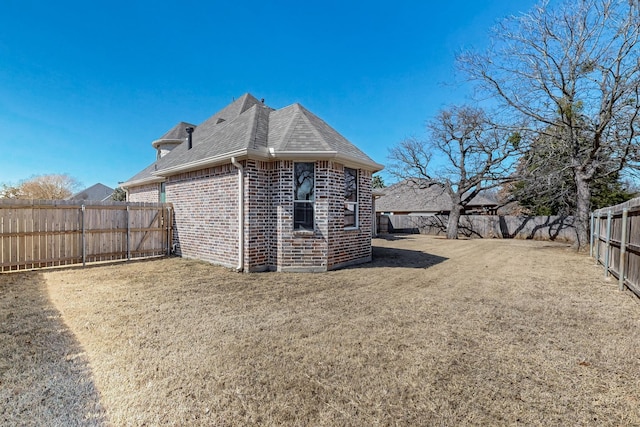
591,197,640,298
0,199,173,272
378,214,577,242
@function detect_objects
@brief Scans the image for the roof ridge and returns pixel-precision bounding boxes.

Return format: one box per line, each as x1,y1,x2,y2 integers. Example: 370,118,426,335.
244,104,262,150
275,104,302,151
296,104,334,152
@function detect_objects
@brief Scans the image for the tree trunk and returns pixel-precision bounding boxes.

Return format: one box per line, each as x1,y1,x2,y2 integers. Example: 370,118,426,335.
447,206,462,239
574,172,592,251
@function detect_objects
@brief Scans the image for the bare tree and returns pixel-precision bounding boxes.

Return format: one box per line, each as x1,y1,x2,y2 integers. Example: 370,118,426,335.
0,183,22,199
389,105,519,239
458,0,640,249
2,174,82,200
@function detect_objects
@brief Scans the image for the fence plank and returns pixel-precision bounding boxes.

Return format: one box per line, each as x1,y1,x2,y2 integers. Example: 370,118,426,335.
379,214,577,242
593,197,640,297
0,200,172,272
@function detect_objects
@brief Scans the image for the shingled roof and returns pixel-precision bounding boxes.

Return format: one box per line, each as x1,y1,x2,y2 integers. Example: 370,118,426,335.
122,94,382,187
67,183,114,201
151,121,196,149
375,180,498,214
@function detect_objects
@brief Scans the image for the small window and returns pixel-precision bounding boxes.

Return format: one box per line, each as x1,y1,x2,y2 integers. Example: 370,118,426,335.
294,162,314,230
344,167,358,228
159,182,166,203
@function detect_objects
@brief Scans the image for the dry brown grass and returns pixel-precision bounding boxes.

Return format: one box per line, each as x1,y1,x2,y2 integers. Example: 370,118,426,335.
2,235,640,425
0,272,106,426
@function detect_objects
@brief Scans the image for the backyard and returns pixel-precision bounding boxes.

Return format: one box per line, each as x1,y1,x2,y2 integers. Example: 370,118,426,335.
1,235,639,426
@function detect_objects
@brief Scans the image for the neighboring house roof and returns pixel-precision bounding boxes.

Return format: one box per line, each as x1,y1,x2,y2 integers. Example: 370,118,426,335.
67,183,114,201
121,94,383,187
375,180,498,213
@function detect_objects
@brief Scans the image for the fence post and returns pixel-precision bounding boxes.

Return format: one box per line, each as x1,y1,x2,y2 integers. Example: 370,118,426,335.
594,212,601,264
81,204,86,267
604,210,612,278
590,212,594,258
619,208,629,291
126,205,131,261
166,206,171,256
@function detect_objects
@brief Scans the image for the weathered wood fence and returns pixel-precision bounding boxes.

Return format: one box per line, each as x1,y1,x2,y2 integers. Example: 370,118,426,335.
591,197,640,298
0,200,173,272
378,214,577,242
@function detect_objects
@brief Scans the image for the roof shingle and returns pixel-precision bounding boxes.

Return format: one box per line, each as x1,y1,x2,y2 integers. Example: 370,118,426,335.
122,94,381,186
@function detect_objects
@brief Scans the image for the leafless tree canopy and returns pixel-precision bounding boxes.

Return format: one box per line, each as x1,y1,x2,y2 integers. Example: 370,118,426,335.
388,105,520,239
457,0,640,249
1,174,81,200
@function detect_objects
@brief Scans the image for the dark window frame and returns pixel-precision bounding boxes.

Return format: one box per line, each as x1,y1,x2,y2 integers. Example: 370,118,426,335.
294,162,315,231
344,167,358,228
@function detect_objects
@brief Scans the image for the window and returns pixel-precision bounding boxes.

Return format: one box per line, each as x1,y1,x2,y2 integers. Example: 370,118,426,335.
294,162,314,230
159,182,166,203
344,167,358,228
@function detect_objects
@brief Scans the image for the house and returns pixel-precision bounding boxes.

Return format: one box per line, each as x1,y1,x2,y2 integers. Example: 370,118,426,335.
67,183,114,201
121,94,383,272
375,180,498,216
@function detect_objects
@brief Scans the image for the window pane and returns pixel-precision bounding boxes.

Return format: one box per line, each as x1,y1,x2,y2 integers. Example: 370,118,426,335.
345,167,357,202
160,182,166,203
295,162,315,201
344,202,356,227
294,202,314,230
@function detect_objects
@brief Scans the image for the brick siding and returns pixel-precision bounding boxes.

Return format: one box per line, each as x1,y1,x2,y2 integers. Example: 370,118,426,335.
128,183,160,203
127,159,373,272
167,165,239,268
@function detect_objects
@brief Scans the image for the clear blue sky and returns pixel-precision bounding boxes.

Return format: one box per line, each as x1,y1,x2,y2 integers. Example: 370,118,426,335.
0,0,539,190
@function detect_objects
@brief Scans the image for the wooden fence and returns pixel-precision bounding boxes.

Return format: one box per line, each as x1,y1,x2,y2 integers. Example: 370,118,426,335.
0,200,173,272
591,197,640,298
379,214,577,242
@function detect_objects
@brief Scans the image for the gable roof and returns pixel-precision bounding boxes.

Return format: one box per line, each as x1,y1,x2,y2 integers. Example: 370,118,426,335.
67,183,114,201
375,180,498,213
121,94,382,187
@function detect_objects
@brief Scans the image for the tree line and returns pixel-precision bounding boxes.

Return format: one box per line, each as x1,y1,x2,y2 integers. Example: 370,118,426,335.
0,174,126,201
388,0,640,250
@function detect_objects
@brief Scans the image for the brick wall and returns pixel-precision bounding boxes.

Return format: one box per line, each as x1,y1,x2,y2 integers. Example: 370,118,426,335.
126,159,374,272
327,168,373,269
244,160,276,272
128,183,160,203
167,165,239,269
273,161,372,272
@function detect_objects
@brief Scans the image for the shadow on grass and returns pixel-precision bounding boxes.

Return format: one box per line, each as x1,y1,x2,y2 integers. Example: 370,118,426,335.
351,240,448,269
0,272,107,426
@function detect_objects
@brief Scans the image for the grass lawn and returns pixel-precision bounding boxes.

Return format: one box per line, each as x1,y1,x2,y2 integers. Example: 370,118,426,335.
1,235,639,426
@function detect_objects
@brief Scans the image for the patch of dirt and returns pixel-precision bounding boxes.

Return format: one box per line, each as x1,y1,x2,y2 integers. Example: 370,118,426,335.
3,235,640,425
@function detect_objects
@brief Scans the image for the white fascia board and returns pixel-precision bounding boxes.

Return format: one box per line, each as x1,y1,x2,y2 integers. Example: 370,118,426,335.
149,148,384,177
120,176,165,189
152,148,272,177
151,138,183,149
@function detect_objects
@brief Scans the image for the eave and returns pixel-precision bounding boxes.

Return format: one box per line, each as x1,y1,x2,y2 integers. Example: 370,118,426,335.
151,138,183,149
119,175,165,189
268,150,384,172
